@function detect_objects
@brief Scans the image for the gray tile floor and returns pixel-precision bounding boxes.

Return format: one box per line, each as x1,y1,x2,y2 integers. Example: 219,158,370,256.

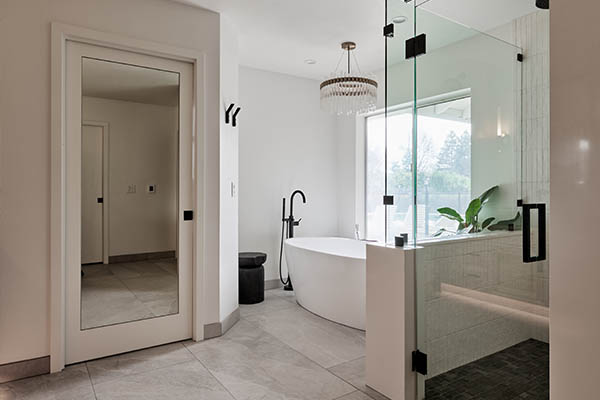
81,259,178,329
0,289,382,400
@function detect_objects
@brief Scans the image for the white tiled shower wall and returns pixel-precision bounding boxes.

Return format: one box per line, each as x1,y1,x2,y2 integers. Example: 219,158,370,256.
421,11,550,379
517,11,550,206
420,233,549,377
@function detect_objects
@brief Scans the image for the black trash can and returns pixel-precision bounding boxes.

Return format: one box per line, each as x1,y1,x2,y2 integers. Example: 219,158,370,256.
238,252,266,304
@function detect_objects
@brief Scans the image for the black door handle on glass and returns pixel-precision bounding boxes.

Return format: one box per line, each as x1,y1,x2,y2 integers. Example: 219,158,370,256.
521,202,546,263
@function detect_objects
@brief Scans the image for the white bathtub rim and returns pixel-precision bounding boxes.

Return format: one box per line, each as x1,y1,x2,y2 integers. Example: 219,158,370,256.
285,237,366,261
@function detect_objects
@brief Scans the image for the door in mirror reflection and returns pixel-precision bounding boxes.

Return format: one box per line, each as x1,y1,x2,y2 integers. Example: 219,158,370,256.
80,57,180,330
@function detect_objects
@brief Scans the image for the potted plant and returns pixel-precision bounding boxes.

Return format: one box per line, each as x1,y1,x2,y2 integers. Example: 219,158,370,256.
434,185,521,236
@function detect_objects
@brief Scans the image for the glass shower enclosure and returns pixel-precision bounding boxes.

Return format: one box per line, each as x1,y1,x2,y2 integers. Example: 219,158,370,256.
381,0,549,398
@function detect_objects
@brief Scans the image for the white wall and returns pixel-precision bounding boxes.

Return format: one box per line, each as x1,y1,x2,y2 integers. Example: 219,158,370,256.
219,16,240,321
238,67,339,282
336,116,361,239
82,97,178,257
550,1,600,398
0,0,221,365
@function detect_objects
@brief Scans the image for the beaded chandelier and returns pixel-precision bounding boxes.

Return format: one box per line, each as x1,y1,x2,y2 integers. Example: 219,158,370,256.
320,42,378,115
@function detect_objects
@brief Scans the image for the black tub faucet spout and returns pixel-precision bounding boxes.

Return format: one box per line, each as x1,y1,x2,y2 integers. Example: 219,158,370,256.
288,190,306,239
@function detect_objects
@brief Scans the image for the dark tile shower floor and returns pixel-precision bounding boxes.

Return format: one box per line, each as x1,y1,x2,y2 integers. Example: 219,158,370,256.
425,339,549,400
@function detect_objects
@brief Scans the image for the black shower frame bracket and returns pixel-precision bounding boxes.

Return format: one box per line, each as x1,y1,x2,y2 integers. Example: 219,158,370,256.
225,103,241,127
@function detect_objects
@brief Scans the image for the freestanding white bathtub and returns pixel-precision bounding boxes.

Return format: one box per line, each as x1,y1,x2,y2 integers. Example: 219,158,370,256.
284,237,366,330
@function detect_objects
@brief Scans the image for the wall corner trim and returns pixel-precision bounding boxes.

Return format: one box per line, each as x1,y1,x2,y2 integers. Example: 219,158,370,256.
203,307,240,339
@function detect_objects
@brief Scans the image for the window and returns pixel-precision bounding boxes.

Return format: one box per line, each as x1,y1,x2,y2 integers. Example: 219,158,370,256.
365,96,472,242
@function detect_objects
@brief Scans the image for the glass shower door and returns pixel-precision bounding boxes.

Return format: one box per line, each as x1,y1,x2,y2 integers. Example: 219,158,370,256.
411,2,549,399
372,0,416,245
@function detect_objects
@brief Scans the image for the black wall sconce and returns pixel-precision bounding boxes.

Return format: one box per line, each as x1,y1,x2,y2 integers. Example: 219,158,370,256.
225,103,241,127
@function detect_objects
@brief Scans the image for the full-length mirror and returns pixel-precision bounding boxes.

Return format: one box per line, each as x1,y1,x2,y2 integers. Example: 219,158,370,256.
80,57,180,330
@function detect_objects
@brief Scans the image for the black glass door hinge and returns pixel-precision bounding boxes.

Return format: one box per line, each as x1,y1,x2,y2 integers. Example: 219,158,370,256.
406,34,427,59
183,210,194,221
383,23,394,38
517,53,524,62
383,195,394,205
412,350,428,376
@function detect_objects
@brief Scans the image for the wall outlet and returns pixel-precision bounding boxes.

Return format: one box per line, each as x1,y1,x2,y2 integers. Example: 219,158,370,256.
127,184,136,194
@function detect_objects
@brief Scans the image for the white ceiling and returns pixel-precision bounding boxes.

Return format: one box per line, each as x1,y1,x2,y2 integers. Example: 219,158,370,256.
82,57,179,106
175,0,538,80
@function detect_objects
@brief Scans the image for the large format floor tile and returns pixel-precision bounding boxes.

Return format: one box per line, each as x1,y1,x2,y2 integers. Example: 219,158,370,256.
244,305,365,368
81,276,154,329
336,391,375,400
1,288,382,400
81,259,179,329
86,342,195,385
239,289,297,318
92,361,234,400
120,275,178,303
0,288,548,400
0,364,95,400
108,261,170,280
186,320,355,400
328,357,389,400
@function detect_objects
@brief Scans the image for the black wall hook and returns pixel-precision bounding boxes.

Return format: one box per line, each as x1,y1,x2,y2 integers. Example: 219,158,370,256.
232,107,241,127
225,103,235,124
225,103,241,127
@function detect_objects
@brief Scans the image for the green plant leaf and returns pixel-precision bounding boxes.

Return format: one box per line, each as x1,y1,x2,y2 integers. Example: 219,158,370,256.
437,207,464,223
465,198,482,225
458,222,465,230
481,217,495,230
478,185,499,205
488,212,521,231
433,228,451,237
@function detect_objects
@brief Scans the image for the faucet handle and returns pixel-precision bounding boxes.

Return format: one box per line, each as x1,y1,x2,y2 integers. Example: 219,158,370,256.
294,218,302,226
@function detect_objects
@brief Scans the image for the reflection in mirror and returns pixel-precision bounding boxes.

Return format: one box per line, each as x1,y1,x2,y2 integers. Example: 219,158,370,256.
80,57,180,330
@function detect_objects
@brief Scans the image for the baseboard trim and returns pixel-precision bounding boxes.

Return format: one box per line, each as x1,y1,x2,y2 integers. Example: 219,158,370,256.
265,279,283,290
108,250,175,264
203,307,240,340
0,356,50,384
221,307,240,335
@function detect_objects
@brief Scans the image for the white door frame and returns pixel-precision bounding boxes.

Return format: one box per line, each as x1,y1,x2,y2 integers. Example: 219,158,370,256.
50,22,206,373
82,121,110,264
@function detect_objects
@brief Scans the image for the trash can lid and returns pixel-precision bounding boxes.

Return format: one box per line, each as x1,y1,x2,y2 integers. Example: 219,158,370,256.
238,252,267,268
